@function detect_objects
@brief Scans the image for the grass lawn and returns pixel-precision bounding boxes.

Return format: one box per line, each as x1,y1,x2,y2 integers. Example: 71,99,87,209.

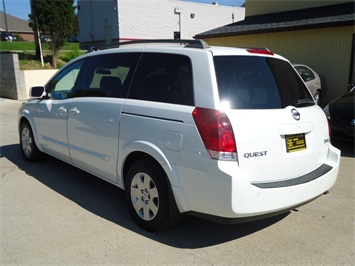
0,41,83,69
0,41,80,51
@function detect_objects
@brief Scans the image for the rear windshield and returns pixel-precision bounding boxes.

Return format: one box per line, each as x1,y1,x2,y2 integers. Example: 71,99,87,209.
214,56,314,109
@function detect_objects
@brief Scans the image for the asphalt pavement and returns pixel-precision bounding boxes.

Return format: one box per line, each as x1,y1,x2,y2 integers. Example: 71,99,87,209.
1,100,354,265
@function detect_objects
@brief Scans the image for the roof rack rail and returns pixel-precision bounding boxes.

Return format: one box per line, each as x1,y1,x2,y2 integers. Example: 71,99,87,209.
88,39,210,52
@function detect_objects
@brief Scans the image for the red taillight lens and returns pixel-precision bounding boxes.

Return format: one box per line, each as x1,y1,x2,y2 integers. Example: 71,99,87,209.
247,48,274,56
192,107,237,160
323,107,331,138
326,117,331,138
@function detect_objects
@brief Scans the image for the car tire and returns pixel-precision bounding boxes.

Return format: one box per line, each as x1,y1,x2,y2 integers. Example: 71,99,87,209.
20,121,42,161
125,158,173,231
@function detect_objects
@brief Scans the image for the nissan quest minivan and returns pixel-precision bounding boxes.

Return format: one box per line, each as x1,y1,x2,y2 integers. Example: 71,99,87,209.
19,40,341,231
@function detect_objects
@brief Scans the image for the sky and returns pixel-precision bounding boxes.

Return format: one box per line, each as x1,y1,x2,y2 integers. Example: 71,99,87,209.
1,0,245,21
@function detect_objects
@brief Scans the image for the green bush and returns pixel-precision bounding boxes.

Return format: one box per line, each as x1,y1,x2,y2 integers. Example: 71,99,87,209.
60,49,83,62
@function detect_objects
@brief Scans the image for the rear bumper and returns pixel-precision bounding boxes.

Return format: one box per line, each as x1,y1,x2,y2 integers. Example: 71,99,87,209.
251,163,332,189
173,144,341,219
230,144,340,218
188,194,319,224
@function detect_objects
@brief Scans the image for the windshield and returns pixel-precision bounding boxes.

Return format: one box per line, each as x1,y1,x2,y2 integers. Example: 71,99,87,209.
214,56,314,109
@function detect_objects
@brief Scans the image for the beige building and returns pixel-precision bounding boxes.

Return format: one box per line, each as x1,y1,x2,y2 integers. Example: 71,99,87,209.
196,0,355,105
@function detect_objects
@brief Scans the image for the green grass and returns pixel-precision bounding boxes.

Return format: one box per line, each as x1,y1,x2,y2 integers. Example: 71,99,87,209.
0,41,83,69
0,41,80,51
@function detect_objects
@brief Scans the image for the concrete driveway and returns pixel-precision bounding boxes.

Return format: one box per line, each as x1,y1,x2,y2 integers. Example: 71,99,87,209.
1,100,354,265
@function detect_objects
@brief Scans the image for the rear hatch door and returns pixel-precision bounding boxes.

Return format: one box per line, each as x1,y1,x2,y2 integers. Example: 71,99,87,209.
226,107,329,183
214,55,329,183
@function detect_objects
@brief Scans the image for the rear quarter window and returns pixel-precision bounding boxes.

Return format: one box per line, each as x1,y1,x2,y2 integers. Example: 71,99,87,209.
214,56,313,109
129,53,194,106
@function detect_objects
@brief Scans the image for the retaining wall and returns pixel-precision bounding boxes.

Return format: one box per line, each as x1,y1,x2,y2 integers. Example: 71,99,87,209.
0,53,26,100
0,52,57,100
23,70,57,98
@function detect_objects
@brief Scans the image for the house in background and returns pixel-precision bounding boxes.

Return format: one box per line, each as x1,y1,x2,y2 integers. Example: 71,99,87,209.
77,0,245,49
195,0,355,104
0,11,33,42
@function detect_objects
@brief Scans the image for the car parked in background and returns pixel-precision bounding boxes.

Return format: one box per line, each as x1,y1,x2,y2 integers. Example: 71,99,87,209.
1,32,16,41
18,39,340,231
40,35,51,43
324,83,355,142
67,36,79,42
294,64,322,105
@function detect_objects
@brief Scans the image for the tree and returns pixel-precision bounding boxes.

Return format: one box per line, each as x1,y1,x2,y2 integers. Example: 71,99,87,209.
29,0,75,68
72,13,79,36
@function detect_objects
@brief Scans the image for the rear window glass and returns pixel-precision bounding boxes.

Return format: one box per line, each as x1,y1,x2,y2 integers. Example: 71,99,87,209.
214,56,313,109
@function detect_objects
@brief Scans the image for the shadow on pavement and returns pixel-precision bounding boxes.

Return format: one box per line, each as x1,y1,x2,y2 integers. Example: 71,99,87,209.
1,143,288,248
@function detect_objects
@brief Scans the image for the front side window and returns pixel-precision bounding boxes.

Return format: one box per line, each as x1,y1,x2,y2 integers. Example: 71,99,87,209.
129,53,194,106
214,56,313,109
46,60,84,99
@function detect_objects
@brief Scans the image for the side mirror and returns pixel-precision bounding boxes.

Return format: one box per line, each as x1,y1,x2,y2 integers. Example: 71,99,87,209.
30,86,45,97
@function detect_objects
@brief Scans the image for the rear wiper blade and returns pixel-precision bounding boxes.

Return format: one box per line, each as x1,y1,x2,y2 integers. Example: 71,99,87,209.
292,99,315,107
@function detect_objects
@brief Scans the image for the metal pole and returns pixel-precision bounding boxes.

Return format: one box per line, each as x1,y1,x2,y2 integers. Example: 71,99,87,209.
30,0,41,58
36,17,44,67
174,8,182,40
179,13,181,37
2,0,9,32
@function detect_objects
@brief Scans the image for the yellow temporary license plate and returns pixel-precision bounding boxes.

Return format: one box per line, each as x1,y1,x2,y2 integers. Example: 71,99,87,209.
286,133,307,153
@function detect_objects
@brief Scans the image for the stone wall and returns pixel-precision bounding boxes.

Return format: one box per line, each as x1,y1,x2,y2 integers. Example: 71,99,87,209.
0,53,57,100
0,52,27,100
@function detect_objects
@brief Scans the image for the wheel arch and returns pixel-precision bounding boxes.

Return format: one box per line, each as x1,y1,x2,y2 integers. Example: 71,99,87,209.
119,140,188,213
119,140,178,188
122,151,158,186
18,113,42,152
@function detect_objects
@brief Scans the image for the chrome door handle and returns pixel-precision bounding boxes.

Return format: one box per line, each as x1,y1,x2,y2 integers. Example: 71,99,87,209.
69,107,80,115
58,106,67,114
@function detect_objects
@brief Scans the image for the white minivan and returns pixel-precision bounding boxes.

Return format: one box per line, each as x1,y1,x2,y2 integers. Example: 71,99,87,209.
19,40,341,231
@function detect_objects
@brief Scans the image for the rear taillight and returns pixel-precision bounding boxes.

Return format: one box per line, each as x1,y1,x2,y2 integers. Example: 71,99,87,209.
192,107,237,161
324,115,331,138
327,118,331,138
323,105,331,137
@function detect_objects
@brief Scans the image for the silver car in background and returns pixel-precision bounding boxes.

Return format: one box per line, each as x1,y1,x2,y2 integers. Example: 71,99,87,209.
294,64,322,105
